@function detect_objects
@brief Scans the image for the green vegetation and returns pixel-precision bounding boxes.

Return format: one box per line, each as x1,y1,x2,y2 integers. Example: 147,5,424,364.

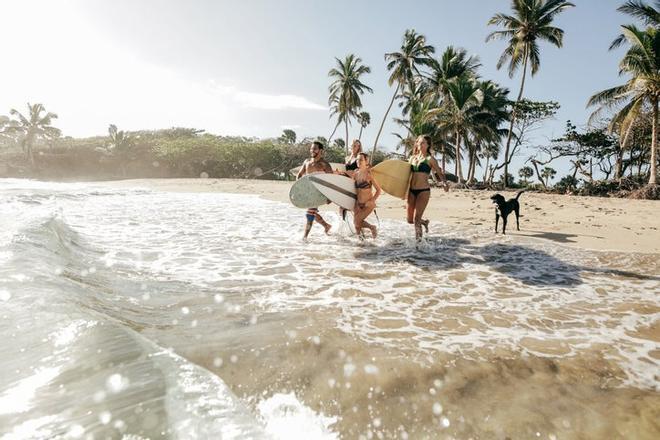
0,124,385,180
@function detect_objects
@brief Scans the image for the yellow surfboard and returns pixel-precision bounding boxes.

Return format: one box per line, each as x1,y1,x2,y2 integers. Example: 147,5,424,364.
371,159,411,200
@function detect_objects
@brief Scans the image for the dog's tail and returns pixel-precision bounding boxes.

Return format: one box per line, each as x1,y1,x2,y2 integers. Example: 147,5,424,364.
515,190,525,200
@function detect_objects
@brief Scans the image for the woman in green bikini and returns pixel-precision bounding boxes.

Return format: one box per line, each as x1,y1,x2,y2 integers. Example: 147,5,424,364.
408,135,447,241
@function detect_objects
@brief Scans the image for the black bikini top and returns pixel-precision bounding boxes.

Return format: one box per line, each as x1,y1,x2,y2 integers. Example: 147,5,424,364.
355,179,372,190
410,155,432,174
345,157,358,171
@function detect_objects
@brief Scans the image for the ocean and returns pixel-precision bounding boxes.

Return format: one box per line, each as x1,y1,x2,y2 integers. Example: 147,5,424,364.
0,179,658,439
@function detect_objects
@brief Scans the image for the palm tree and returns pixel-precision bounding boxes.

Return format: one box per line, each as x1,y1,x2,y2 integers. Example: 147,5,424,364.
357,111,371,141
481,142,501,184
486,0,575,187
541,166,557,186
588,25,660,185
428,76,484,182
393,97,454,162
7,103,61,166
611,0,660,49
423,46,481,103
328,54,373,154
108,124,133,151
467,80,511,184
372,29,435,159
519,165,534,184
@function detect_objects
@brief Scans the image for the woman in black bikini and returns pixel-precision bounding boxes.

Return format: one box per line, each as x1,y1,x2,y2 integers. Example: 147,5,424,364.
353,153,381,238
344,140,362,177
408,135,447,241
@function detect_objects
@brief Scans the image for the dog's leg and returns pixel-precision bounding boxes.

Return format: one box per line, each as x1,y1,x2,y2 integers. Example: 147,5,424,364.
515,206,520,231
502,215,507,235
495,212,499,233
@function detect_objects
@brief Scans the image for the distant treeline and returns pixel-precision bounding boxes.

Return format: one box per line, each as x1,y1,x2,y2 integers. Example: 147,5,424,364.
0,125,387,181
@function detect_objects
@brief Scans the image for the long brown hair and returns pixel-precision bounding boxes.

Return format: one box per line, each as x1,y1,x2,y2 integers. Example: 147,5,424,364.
414,135,433,155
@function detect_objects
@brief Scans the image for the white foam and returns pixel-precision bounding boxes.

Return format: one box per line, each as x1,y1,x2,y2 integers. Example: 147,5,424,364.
257,392,338,440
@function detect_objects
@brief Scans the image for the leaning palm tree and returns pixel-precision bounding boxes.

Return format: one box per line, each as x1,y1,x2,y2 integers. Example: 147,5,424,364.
327,95,343,144
486,0,575,187
357,111,371,141
328,54,373,154
588,25,660,185
7,103,61,166
372,29,435,159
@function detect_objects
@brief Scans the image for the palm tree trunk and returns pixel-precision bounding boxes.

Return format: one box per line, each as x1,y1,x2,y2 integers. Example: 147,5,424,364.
26,134,35,167
649,98,658,185
345,119,349,156
358,125,364,141
616,122,634,181
483,156,490,183
455,130,464,182
441,144,446,176
467,146,477,183
502,47,529,189
328,121,341,143
371,84,401,161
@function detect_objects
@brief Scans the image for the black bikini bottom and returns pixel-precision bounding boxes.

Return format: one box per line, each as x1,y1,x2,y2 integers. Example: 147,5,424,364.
409,188,430,196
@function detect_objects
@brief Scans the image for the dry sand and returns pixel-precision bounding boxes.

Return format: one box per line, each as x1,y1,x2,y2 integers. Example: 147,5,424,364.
105,178,660,254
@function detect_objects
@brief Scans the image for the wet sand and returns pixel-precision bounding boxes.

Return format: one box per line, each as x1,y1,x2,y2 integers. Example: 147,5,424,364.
106,178,660,254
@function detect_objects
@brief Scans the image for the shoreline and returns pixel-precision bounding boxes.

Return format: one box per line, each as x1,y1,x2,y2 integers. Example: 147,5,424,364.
99,178,660,254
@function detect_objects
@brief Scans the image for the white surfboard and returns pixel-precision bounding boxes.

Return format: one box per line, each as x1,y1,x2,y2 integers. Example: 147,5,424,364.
308,174,357,211
289,174,330,208
289,162,346,177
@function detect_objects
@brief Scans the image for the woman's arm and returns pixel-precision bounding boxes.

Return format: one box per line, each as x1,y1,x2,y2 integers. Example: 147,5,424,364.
430,157,449,191
370,171,382,201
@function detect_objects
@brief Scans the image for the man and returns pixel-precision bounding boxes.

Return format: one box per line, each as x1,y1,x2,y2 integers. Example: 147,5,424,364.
297,141,332,239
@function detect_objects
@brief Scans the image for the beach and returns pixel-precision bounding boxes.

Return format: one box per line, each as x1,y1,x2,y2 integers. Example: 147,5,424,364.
107,178,660,254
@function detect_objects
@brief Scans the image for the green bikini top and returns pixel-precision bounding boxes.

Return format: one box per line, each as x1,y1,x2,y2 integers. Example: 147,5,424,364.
410,155,432,174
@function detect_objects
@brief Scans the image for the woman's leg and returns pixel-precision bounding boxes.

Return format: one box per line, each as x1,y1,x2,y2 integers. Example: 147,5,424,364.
413,191,431,240
407,191,416,225
354,201,376,238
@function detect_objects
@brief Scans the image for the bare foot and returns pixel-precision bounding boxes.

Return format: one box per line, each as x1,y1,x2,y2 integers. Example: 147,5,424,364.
324,223,332,235
369,225,378,239
422,219,429,233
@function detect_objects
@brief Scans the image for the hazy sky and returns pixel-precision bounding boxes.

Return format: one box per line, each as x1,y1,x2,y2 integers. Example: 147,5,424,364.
1,0,631,175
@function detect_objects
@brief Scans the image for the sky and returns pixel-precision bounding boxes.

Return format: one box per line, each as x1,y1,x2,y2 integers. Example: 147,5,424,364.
0,0,632,178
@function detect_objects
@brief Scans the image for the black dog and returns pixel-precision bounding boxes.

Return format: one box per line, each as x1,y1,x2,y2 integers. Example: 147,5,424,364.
490,191,524,234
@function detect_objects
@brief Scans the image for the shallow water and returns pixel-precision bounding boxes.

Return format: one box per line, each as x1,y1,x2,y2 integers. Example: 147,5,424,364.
0,179,658,439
